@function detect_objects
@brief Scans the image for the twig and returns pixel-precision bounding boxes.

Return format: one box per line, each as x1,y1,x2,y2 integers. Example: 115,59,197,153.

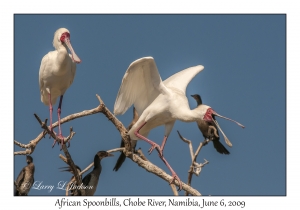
193,159,209,175
60,143,85,196
60,133,85,196
137,148,148,161
177,130,210,196
170,184,179,196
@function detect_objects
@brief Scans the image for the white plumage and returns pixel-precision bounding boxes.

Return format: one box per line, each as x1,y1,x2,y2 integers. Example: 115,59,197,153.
39,28,81,146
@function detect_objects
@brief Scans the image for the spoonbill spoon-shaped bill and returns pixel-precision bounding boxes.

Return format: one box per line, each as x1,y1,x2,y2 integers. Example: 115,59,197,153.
39,28,81,148
202,107,245,147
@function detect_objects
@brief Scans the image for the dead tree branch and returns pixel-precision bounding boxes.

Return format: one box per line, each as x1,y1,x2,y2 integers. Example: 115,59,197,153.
177,130,210,196
15,94,201,195
136,148,148,161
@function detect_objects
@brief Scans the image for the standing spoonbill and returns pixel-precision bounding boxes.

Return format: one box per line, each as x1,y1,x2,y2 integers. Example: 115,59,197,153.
191,94,230,154
114,57,245,190
39,28,81,147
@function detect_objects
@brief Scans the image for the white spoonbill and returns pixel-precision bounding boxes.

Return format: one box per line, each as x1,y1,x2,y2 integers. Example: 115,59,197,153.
39,28,81,147
114,57,245,190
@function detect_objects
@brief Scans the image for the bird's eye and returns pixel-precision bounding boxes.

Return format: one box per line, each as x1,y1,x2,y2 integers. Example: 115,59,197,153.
60,32,70,42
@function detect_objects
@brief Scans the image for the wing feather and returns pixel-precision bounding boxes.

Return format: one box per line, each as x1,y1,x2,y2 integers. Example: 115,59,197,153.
163,65,204,94
38,54,49,104
114,57,168,116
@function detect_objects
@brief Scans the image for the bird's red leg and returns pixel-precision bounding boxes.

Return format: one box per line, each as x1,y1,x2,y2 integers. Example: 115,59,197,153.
160,135,182,190
49,93,53,132
134,125,182,190
57,95,68,149
48,93,58,147
134,122,161,155
160,136,168,156
158,153,182,191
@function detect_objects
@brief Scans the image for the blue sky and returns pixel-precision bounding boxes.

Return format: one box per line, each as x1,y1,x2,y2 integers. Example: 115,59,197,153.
14,14,285,196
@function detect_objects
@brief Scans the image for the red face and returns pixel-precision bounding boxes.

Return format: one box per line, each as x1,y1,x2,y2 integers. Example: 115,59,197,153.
203,108,214,122
60,32,70,43
58,31,81,64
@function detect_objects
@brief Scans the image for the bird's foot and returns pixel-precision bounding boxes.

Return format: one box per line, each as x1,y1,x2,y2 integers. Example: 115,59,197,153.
56,134,70,150
50,129,59,148
169,172,182,191
48,127,56,139
148,143,161,155
202,139,210,146
51,139,58,148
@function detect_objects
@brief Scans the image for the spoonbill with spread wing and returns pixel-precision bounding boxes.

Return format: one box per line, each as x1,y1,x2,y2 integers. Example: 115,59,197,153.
114,57,244,190
39,28,81,147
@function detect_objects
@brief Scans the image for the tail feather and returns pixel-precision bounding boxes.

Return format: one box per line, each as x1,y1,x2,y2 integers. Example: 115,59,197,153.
212,140,230,155
113,152,126,171
113,139,137,171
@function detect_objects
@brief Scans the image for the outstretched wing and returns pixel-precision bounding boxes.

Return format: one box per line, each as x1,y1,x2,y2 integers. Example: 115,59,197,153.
114,57,169,116
163,65,204,94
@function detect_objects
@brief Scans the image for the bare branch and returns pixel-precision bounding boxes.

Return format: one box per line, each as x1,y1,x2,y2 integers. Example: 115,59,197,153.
59,154,68,164
14,140,30,149
170,184,179,196
193,159,209,176
15,94,201,195
177,130,211,196
60,143,86,196
14,149,33,156
177,130,194,160
137,148,148,161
